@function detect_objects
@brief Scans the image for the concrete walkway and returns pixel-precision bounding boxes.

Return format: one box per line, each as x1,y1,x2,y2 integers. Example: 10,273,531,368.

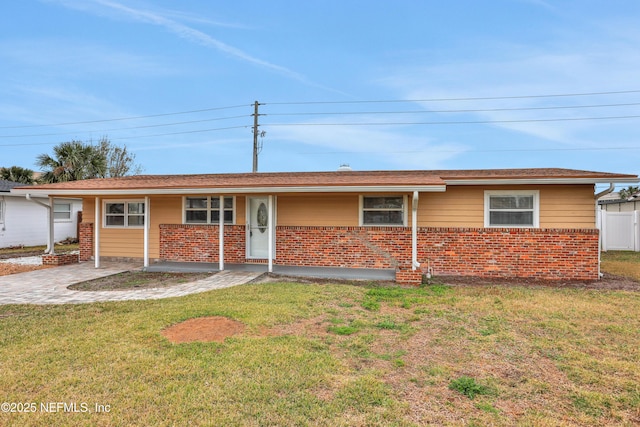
0,261,261,305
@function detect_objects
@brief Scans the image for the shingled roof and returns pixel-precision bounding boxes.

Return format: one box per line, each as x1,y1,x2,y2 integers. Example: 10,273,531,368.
0,179,24,192
10,168,638,196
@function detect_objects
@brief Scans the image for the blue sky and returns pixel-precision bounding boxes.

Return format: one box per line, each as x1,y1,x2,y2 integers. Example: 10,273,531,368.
1,0,639,182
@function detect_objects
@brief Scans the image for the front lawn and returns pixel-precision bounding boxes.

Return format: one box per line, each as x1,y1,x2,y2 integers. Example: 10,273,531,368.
601,251,640,281
1,281,638,426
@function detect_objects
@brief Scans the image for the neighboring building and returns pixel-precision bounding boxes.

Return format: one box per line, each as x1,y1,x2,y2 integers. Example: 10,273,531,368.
13,168,638,284
598,191,640,212
1,180,81,248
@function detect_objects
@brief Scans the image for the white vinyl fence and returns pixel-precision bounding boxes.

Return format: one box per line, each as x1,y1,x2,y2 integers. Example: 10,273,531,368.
597,209,640,251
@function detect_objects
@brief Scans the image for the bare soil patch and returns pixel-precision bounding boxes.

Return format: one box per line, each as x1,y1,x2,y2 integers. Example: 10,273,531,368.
0,263,51,276
68,271,212,291
253,271,640,291
436,272,640,291
162,316,246,343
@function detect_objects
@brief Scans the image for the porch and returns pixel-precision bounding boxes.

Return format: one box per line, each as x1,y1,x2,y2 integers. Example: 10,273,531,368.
145,261,396,282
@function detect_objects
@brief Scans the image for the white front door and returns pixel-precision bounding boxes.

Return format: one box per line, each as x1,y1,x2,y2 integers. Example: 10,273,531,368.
247,197,271,258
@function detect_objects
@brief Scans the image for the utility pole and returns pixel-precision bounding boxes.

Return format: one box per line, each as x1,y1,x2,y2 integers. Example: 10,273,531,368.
252,101,260,173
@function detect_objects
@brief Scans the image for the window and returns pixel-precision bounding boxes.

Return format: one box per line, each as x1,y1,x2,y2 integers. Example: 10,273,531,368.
361,195,406,226
184,196,234,224
485,191,539,227
0,199,4,224
104,201,145,228
53,202,71,221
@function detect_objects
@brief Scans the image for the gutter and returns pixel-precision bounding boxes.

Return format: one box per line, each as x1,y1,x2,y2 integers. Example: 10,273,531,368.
594,183,615,200
25,194,54,254
10,184,447,197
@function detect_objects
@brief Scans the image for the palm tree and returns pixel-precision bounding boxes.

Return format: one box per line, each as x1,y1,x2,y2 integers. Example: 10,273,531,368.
0,166,36,184
36,141,106,183
619,185,640,200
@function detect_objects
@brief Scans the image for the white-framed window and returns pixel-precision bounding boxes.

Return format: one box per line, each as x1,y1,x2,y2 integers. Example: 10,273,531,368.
53,202,72,221
104,200,145,228
360,195,407,226
184,196,235,224
484,190,539,228
0,199,4,224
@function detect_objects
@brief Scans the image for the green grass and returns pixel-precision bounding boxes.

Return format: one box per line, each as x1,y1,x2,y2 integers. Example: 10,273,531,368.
0,280,638,426
601,251,640,280
0,242,79,255
449,376,493,399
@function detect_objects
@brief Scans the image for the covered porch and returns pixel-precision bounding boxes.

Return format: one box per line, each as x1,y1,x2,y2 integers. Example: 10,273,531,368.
144,261,396,281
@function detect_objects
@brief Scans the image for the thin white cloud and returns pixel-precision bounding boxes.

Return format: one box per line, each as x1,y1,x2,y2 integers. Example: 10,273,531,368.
48,0,313,84
0,39,176,77
269,117,466,169
381,34,640,150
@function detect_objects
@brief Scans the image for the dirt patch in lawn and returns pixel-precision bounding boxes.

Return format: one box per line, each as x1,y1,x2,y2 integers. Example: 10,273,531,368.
162,316,246,343
436,272,640,291
68,271,213,291
0,263,51,276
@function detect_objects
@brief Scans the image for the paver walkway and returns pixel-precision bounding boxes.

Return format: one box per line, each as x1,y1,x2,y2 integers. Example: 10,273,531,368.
0,261,261,305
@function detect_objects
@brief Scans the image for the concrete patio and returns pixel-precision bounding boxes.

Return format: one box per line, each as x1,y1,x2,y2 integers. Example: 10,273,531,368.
0,261,260,305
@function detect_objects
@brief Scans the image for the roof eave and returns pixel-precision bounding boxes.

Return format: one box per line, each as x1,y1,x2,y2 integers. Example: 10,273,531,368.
11,184,447,197
445,177,640,185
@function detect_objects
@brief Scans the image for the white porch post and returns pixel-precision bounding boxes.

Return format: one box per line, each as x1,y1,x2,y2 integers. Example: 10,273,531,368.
219,195,225,271
143,196,150,268
412,191,420,271
48,196,55,254
268,195,274,273
94,197,100,268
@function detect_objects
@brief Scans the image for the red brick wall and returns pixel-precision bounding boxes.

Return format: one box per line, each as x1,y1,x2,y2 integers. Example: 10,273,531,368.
159,224,245,263
79,222,93,261
43,253,79,266
275,226,599,281
419,227,599,280
275,226,411,270
158,224,599,283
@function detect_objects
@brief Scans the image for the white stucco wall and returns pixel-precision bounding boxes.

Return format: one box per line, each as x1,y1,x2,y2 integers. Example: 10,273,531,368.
0,195,82,248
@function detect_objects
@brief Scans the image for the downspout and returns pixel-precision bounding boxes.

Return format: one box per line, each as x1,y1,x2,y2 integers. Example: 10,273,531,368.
594,183,615,200
267,195,274,273
412,191,420,271
219,195,224,271
25,194,54,254
594,183,615,278
143,196,150,269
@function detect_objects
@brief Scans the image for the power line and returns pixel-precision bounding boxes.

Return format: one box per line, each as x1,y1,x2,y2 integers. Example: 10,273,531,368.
0,104,251,130
3,88,640,130
266,102,640,117
0,114,250,139
0,125,249,147
297,146,640,155
263,114,640,127
265,89,640,105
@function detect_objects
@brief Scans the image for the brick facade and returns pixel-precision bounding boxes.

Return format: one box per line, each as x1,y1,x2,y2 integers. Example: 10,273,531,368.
418,227,599,280
79,222,93,261
159,224,245,263
156,224,599,284
42,253,79,266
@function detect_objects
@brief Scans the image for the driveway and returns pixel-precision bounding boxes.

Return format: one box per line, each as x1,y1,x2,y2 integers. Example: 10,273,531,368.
0,261,261,305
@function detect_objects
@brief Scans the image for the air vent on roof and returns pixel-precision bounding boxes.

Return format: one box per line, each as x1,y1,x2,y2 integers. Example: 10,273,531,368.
337,164,353,172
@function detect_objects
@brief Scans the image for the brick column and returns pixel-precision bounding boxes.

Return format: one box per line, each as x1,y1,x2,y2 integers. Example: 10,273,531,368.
79,222,93,261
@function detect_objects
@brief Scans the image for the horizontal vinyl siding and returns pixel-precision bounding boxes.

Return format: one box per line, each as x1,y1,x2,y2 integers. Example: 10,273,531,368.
418,185,596,228
82,198,95,223
419,187,484,227
539,185,595,228
148,196,181,259
277,194,359,226
100,228,144,257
